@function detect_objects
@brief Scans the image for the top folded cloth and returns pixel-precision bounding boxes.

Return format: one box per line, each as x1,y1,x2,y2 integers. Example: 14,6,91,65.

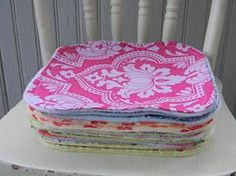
23,41,219,116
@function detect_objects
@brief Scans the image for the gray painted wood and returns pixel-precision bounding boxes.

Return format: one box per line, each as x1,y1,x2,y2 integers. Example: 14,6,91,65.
53,0,60,47
222,0,236,115
215,0,232,80
123,0,138,42
0,0,23,108
79,0,88,43
147,0,164,42
75,0,81,43
14,0,41,87
175,0,186,41
101,0,112,40
100,0,164,42
98,0,102,40
184,0,210,49
0,0,236,118
0,51,8,118
57,0,78,45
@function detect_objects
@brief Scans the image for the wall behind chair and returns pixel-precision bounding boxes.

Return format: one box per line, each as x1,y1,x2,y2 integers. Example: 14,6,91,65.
0,0,236,118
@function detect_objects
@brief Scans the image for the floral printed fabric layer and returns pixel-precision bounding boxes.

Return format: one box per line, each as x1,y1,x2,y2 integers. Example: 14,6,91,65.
30,108,214,134
29,110,214,156
23,41,219,116
29,104,215,156
30,117,213,147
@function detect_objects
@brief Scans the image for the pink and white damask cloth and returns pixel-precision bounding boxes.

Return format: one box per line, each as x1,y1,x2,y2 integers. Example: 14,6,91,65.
23,41,219,116
23,41,220,156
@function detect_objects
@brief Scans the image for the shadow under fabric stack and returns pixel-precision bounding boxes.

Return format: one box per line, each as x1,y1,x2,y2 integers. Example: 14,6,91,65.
23,41,220,157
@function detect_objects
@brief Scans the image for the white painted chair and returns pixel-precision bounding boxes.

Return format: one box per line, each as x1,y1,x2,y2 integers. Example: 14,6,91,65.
0,0,235,175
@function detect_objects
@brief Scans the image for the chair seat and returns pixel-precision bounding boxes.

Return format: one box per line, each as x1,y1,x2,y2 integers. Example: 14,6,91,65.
0,94,236,175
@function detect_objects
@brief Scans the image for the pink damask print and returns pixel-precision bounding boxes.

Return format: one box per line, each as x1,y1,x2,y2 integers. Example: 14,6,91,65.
23,41,218,114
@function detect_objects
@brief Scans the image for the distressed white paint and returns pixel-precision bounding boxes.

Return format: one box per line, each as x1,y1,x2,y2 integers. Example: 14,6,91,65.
203,0,228,71
137,0,151,43
162,0,182,41
111,0,124,41
83,0,98,41
33,0,56,65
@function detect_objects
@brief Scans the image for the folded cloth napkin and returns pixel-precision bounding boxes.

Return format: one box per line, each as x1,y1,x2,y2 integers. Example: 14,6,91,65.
23,41,219,117
23,40,220,157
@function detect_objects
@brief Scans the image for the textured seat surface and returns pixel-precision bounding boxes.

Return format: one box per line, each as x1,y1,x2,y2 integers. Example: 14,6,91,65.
0,93,236,176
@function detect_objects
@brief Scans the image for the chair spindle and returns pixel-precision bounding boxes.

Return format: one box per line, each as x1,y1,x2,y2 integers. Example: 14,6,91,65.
137,0,152,43
162,0,182,41
203,0,228,71
83,0,99,41
33,0,56,65
111,0,124,41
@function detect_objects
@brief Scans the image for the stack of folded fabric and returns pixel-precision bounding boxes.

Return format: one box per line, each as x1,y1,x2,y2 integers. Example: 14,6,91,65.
23,41,220,157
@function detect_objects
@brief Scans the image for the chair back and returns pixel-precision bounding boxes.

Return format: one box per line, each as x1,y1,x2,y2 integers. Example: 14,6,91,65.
33,0,227,71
